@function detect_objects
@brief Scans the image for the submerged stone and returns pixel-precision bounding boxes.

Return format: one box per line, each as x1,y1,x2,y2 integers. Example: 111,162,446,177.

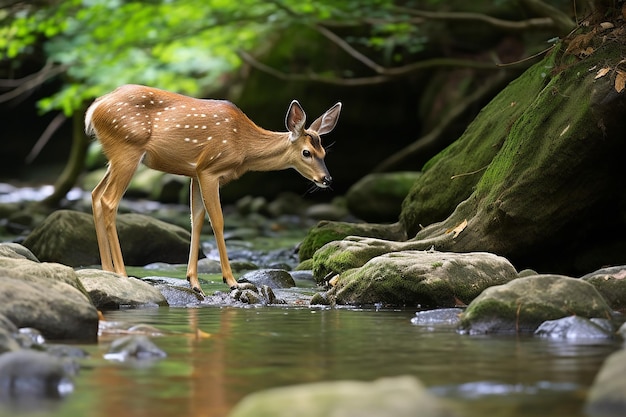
228,375,460,417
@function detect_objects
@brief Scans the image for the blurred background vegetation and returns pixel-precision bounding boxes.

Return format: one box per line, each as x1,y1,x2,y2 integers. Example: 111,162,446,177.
0,0,583,205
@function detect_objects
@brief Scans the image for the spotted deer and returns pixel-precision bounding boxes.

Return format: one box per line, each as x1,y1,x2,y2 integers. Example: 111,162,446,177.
85,84,342,295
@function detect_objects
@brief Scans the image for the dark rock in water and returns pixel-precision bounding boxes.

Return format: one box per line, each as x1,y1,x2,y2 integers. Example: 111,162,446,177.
153,284,204,307
238,269,295,289
104,335,166,361
0,350,77,400
534,316,614,339
22,210,198,268
585,349,626,417
458,275,613,334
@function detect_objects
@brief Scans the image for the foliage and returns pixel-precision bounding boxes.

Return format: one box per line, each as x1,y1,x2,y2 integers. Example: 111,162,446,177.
0,0,403,115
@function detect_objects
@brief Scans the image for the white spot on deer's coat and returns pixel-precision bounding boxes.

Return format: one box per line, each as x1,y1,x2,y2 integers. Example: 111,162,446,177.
216,122,221,125
233,128,237,133
222,140,227,144
207,136,212,141
184,138,191,142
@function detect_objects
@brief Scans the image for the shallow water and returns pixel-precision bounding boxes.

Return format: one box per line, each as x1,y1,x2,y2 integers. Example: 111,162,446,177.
1,306,619,417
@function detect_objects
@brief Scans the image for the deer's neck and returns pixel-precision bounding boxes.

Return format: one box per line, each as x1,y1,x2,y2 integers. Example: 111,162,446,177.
239,128,293,173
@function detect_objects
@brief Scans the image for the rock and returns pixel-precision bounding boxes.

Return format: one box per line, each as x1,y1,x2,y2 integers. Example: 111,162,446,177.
104,335,167,361
346,171,422,222
458,275,613,334
304,202,348,221
228,376,460,417
299,221,406,262
0,327,20,354
534,316,614,339
153,284,204,306
0,258,98,342
237,269,295,288
0,243,39,262
580,266,626,310
22,210,197,268
325,251,517,307
76,269,168,309
229,283,279,305
585,349,626,417
0,350,77,400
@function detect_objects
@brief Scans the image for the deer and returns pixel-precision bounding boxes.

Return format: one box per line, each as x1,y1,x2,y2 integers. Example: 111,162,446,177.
85,84,342,296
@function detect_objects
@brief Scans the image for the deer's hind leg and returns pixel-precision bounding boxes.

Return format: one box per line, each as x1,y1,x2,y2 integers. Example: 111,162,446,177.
92,149,144,275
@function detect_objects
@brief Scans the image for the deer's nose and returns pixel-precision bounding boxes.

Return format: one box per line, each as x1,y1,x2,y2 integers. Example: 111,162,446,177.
322,176,332,187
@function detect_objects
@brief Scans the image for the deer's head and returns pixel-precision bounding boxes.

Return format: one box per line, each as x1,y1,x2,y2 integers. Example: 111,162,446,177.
285,100,342,188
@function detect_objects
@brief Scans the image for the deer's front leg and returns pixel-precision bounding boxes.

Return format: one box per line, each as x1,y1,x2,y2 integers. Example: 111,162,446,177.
196,173,239,289
186,178,206,296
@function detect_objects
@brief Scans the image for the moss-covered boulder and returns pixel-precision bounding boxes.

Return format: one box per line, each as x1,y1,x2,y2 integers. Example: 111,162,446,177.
313,31,626,279
323,250,517,307
346,172,422,223
299,221,406,262
458,275,613,334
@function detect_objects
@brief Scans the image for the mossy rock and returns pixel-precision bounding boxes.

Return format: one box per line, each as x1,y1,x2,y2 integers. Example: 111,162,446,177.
458,274,613,334
299,220,406,262
325,250,517,307
346,172,422,223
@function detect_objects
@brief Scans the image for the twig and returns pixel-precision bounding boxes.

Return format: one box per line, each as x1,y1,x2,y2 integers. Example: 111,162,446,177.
450,165,489,180
0,61,67,103
25,112,67,164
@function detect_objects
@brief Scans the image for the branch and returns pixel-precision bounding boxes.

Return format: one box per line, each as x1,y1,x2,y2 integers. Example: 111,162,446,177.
238,50,393,86
393,7,556,32
519,0,577,35
0,61,67,103
373,71,509,172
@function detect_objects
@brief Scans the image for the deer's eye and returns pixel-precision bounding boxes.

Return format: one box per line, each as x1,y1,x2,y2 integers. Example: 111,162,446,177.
302,149,312,158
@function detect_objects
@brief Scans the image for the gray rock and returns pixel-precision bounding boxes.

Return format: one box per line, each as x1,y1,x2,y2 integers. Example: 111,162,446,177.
580,266,626,310
0,350,77,400
458,275,613,334
238,269,295,289
326,250,517,307
76,269,168,309
228,375,460,417
22,210,197,268
346,171,422,222
0,259,98,342
534,316,614,339
585,349,626,417
0,243,39,262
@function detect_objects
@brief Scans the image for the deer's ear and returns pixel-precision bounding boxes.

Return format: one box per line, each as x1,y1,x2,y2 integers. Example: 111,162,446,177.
286,100,306,141
309,102,342,135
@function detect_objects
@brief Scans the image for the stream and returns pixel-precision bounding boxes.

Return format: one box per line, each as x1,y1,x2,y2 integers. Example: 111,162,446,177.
0,306,620,417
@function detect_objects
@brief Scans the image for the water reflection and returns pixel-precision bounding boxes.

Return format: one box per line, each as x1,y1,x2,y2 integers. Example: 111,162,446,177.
2,306,619,417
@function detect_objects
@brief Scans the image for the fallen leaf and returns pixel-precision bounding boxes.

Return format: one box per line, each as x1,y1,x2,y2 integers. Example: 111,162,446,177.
446,219,468,238
615,70,626,93
595,67,610,79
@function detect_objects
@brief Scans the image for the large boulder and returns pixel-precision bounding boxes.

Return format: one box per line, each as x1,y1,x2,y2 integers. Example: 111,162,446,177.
22,210,195,268
323,250,518,307
580,266,626,311
458,275,613,334
228,376,460,417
